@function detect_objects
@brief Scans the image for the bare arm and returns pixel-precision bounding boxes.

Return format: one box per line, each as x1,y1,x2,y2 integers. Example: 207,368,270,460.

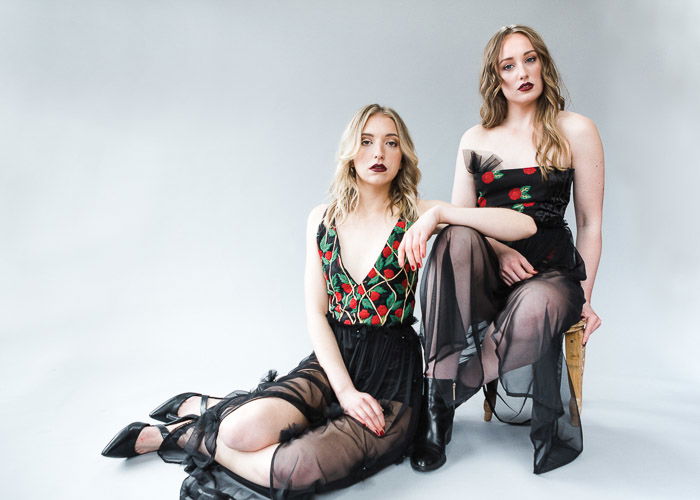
304,205,353,395
565,113,605,342
304,205,385,434
449,127,535,245
421,200,536,241
398,198,536,271
567,115,604,303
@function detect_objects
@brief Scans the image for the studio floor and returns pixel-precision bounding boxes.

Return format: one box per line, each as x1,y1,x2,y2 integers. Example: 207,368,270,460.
3,318,698,500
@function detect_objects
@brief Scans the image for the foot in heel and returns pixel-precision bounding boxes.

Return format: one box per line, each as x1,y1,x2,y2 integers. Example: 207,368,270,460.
150,392,216,422
101,422,168,458
410,378,455,472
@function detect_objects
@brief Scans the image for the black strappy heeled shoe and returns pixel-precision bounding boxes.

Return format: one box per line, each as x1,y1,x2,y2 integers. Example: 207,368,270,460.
101,422,165,458
149,392,211,423
101,415,192,458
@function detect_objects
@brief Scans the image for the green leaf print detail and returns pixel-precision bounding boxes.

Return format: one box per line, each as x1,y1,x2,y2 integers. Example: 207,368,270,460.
520,186,532,200
512,203,525,212
493,171,504,179
362,297,374,309
337,272,349,285
386,294,396,308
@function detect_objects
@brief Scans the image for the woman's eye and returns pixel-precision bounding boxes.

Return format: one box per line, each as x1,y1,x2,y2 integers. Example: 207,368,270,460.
503,63,514,71
526,56,536,63
387,141,398,147
361,139,372,146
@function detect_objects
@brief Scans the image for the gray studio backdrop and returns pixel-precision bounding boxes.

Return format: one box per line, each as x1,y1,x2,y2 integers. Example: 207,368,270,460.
2,1,699,499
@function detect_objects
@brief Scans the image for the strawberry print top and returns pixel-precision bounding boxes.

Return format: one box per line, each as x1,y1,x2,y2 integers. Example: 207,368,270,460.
317,218,417,326
466,149,574,227
464,149,586,280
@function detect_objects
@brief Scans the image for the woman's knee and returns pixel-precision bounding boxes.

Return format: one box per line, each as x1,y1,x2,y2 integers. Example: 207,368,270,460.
443,225,481,245
218,403,274,452
434,225,484,260
508,279,574,337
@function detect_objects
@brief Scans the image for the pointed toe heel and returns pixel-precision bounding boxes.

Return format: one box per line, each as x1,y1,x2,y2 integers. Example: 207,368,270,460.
102,422,149,458
102,420,177,459
149,392,209,422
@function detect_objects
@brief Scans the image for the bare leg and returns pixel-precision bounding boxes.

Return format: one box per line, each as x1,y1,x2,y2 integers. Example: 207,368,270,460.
210,397,309,486
134,396,307,460
134,421,191,455
213,440,278,487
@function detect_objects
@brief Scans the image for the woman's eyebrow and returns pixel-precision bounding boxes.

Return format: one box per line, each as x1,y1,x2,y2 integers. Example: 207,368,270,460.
498,49,536,65
361,133,399,138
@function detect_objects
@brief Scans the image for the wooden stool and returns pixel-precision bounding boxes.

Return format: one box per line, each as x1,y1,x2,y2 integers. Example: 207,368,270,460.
483,320,587,424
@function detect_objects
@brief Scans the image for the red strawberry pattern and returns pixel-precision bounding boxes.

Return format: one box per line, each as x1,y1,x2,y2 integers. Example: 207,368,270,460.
473,168,542,215
508,186,532,200
469,160,582,279
317,218,417,326
481,170,504,184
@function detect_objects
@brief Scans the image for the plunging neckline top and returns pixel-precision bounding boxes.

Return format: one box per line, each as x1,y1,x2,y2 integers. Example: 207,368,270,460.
317,217,417,326
334,218,401,286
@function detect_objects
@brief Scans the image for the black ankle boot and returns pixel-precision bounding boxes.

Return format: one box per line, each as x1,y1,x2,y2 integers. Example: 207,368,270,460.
410,378,455,472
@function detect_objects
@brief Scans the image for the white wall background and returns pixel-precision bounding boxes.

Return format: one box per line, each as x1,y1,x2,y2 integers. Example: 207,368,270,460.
1,1,698,499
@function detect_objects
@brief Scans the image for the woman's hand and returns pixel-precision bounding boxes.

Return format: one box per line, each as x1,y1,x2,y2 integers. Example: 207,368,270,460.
397,206,440,270
336,387,385,436
495,244,537,286
580,302,601,346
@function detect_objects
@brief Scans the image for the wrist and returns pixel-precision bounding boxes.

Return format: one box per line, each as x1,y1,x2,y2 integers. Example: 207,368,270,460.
429,205,443,225
334,384,355,398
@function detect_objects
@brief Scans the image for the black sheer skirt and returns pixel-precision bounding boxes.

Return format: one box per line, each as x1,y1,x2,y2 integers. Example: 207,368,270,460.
158,315,423,499
421,225,586,473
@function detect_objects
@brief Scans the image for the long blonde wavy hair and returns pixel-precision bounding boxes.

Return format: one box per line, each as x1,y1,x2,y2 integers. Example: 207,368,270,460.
480,25,571,173
324,104,421,226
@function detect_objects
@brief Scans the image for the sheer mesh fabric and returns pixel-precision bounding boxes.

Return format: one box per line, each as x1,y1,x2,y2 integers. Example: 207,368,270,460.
158,316,422,499
421,224,585,473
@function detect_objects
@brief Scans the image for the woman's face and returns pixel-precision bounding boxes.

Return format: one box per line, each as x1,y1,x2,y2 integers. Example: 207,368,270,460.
497,33,543,106
352,113,402,187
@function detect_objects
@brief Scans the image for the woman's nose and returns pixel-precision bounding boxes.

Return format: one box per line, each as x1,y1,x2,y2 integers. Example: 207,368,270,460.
374,145,385,159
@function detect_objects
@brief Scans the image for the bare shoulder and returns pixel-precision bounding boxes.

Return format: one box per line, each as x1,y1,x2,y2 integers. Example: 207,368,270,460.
459,124,488,149
558,111,599,141
559,112,604,175
307,203,328,225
